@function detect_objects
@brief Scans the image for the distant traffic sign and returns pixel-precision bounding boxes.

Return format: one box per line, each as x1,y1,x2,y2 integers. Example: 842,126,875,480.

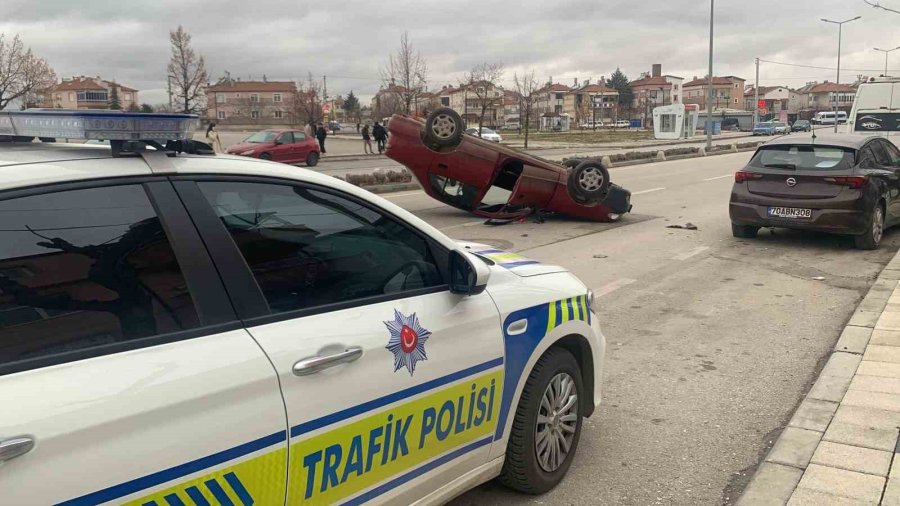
322,104,331,114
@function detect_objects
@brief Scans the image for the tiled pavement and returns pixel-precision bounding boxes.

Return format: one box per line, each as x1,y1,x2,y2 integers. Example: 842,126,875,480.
738,253,900,506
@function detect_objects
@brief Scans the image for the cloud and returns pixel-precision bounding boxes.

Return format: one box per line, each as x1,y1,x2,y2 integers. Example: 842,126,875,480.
1,0,896,106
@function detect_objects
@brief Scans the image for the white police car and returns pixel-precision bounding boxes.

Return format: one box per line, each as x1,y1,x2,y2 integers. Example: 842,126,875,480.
0,110,606,505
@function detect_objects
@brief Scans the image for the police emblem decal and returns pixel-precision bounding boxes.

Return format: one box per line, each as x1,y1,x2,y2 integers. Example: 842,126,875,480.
384,309,431,376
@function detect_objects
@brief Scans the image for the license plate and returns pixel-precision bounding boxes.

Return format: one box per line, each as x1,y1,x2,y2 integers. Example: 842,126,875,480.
768,207,812,219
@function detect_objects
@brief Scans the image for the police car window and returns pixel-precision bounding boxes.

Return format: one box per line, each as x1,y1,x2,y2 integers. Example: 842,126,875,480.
197,182,443,313
0,185,200,369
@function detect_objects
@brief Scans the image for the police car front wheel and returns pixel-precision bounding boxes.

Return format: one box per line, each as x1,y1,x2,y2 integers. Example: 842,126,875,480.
499,347,584,494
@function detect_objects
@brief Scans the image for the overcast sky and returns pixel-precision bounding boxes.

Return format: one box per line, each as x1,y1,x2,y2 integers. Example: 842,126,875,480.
3,0,900,106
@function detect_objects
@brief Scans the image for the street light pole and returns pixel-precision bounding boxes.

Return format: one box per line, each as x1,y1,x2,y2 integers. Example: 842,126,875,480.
822,16,861,133
874,46,900,76
706,0,714,149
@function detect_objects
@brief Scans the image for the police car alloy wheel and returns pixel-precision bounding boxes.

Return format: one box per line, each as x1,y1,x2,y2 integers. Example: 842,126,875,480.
499,348,584,494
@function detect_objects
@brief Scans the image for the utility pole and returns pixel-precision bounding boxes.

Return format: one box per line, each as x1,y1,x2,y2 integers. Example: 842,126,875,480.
754,58,760,127
822,16,861,133
706,0,715,149
322,75,327,122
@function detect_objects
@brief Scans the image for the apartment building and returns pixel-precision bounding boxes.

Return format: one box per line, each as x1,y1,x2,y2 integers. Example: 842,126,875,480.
682,75,747,111
43,76,139,110
802,82,856,112
630,64,684,124
206,78,297,126
563,82,619,125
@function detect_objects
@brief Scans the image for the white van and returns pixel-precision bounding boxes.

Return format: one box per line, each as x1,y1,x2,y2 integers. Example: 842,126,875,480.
812,111,847,125
847,76,900,138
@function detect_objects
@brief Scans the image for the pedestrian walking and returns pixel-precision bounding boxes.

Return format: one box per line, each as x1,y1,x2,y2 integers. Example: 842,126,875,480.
361,123,373,154
205,122,223,153
304,122,313,138
373,121,388,154
315,122,327,154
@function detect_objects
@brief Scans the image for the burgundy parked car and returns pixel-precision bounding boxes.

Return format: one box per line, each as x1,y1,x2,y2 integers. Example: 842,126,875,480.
730,135,900,249
385,108,631,222
226,129,320,166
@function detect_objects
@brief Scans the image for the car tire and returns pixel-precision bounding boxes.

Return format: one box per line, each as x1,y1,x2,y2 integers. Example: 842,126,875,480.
498,347,584,495
306,152,320,167
854,204,885,250
259,153,272,161
567,160,611,204
732,223,759,238
424,108,464,147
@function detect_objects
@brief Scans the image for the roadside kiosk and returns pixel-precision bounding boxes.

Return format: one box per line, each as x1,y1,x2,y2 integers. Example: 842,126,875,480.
652,103,699,140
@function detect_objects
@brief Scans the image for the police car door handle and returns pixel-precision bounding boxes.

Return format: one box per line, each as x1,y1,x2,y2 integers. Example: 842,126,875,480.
293,347,363,376
506,319,528,336
0,436,34,463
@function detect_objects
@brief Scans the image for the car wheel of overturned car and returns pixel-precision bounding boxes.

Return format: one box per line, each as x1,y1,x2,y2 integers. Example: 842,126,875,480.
567,160,611,204
424,107,464,148
731,223,759,239
498,347,583,494
259,152,272,160
306,152,320,167
854,204,884,250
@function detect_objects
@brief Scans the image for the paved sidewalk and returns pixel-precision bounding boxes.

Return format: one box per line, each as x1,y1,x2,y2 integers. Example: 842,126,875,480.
738,251,900,505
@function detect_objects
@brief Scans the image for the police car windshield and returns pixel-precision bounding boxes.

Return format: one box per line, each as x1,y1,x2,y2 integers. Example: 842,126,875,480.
244,131,278,143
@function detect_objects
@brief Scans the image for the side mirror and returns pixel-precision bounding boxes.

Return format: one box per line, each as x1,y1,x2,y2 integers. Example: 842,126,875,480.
449,250,491,295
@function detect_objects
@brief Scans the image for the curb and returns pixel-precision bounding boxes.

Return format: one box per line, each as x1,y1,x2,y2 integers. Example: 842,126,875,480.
358,182,421,194
736,249,900,505
506,132,757,151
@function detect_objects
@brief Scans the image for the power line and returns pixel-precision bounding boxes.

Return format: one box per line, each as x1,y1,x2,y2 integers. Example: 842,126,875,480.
759,58,898,73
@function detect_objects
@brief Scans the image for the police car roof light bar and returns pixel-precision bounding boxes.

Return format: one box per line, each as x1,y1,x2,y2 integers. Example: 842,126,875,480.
0,109,211,157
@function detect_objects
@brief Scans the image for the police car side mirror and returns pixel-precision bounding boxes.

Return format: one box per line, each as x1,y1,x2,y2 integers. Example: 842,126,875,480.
449,250,490,295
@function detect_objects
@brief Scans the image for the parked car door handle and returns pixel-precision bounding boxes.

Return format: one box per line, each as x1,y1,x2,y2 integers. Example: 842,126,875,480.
293,347,363,376
0,436,34,463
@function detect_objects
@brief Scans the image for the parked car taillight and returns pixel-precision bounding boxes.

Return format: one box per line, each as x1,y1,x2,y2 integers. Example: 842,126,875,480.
824,176,867,189
735,171,763,183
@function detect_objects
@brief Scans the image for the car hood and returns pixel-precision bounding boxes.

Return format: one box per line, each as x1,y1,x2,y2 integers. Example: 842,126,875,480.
226,142,267,153
458,241,567,277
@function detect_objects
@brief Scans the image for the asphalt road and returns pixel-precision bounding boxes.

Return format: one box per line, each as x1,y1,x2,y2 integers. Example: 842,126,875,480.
373,152,900,505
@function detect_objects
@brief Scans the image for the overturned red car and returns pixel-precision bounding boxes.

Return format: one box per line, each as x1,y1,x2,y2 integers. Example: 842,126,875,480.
385,108,631,222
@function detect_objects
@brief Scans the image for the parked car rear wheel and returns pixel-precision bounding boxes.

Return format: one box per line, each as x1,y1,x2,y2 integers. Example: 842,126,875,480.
731,223,759,238
424,108,464,147
306,152,320,167
854,204,885,250
566,160,610,204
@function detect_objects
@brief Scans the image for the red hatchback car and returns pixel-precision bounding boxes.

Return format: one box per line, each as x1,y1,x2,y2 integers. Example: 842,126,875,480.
226,129,320,166
386,108,631,221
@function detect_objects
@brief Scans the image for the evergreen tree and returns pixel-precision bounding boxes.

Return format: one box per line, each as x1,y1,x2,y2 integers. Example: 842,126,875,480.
109,84,121,110
140,103,154,113
606,68,633,108
343,90,360,120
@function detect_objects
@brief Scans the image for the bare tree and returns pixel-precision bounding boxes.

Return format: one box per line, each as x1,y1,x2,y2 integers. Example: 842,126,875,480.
864,0,900,13
461,62,504,135
0,34,56,111
288,73,323,127
514,70,539,148
167,26,208,114
381,31,428,114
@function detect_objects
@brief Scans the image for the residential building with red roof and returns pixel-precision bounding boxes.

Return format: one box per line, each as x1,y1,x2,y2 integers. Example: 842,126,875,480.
629,64,684,125
206,77,297,126
682,75,746,111
43,76,139,110
563,81,619,126
802,81,856,113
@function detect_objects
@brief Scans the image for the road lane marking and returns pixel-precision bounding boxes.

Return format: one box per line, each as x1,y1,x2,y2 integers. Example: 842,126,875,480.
632,187,665,195
383,190,425,199
440,220,484,231
702,174,733,181
672,246,710,261
593,278,637,298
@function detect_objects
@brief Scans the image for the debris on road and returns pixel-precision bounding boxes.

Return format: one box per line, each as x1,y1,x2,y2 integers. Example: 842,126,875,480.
666,222,698,230
593,254,608,259
812,276,826,281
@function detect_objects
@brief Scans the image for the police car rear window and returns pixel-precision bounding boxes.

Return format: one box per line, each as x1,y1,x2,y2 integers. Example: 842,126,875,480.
0,185,200,370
